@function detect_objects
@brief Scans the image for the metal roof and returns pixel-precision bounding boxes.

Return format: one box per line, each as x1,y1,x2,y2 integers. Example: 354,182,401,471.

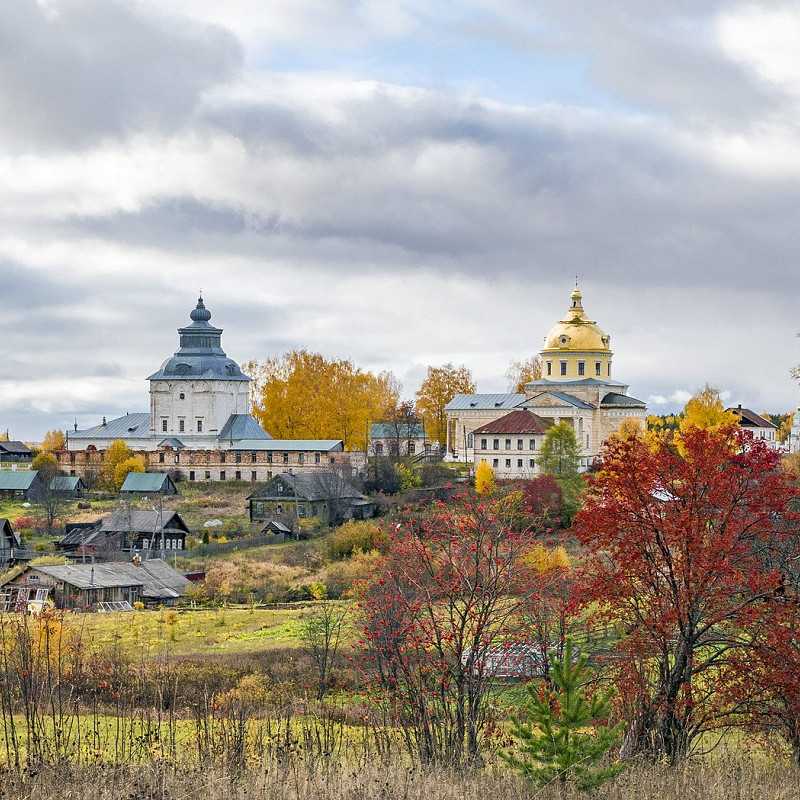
524,391,596,410
230,439,343,452
73,413,151,439
120,472,177,493
370,423,426,439
525,377,629,389
147,298,250,383
445,393,525,411
473,410,551,435
600,392,647,407
50,476,84,492
0,471,39,490
218,414,272,441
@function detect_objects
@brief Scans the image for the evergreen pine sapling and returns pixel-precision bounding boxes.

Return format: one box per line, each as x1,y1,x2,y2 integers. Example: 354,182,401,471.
502,639,625,792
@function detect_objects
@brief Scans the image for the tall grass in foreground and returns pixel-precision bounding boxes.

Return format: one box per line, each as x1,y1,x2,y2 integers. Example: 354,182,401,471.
0,611,799,798
1,758,799,800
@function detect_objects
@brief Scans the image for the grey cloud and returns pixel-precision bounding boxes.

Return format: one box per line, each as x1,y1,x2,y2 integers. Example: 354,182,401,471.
0,0,242,150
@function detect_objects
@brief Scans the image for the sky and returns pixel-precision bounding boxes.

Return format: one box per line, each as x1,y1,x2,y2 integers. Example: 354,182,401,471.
2,0,800,442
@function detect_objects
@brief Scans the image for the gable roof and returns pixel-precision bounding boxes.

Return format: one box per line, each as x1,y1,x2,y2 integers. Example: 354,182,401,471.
473,410,552,436
248,471,365,502
445,393,525,411
15,559,189,598
0,471,39,490
523,391,596,410
370,422,426,439
73,413,152,440
0,441,32,456
98,509,190,535
727,406,778,429
50,475,85,492
120,472,177,494
218,414,272,441
0,519,20,548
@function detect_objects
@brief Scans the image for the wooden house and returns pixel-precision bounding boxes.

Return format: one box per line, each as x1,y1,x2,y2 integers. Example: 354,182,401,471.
248,471,374,528
0,558,190,611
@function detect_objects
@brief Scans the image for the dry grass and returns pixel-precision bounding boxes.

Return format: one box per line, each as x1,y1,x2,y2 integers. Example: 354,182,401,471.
4,757,800,800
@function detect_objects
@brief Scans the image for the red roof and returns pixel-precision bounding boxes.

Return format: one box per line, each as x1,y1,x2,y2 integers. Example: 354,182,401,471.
727,406,777,429
473,410,551,435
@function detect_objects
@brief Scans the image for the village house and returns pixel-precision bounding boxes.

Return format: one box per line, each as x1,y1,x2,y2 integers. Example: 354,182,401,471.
0,470,48,500
57,509,190,559
0,558,190,611
248,471,374,530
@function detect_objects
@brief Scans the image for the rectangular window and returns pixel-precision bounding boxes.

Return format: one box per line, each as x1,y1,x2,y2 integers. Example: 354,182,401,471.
159,453,165,463
529,439,535,450
505,459,511,468
505,438,511,449
586,434,590,449
197,420,203,432
189,470,195,481
409,442,416,454
560,361,567,376
547,361,552,376
235,470,241,480
481,438,487,449
595,361,601,376
220,452,226,463
578,361,585,376
529,459,535,468
493,439,499,450
179,419,185,433
235,453,242,463
608,363,612,376
276,503,283,514
251,470,257,481
174,455,180,463
251,452,257,463
219,471,226,481
492,458,499,468
162,419,167,432
517,439,523,450
204,470,210,479
299,453,305,464
283,453,289,464
517,459,523,468
267,452,273,463
315,452,321,464
69,452,75,463
298,504,307,517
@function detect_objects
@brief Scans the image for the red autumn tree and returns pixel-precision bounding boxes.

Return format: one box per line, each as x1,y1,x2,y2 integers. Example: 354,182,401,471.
356,494,553,766
574,425,800,763
521,474,563,528
718,597,800,762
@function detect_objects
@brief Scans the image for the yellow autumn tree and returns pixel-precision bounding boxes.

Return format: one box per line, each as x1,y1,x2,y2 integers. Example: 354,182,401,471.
245,350,399,451
505,356,543,393
679,384,739,434
414,363,476,446
41,429,66,450
474,460,495,494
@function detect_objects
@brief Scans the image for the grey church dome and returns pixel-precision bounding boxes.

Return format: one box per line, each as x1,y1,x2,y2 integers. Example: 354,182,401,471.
147,297,249,382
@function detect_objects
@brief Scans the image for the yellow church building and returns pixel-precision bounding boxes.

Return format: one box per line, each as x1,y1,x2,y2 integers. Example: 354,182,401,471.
445,282,647,477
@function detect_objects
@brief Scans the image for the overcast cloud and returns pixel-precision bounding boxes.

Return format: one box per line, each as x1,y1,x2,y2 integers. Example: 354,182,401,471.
1,0,798,440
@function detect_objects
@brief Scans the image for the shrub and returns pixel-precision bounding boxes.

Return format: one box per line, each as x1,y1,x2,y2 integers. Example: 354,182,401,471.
325,549,382,598
327,520,386,560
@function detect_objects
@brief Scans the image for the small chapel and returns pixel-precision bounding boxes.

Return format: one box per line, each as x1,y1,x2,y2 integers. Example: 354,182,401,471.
445,282,647,477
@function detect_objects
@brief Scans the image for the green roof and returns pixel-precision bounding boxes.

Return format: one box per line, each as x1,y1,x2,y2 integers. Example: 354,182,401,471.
0,471,38,490
120,472,176,493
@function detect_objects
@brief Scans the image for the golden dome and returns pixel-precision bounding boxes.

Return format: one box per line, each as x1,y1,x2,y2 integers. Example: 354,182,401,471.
542,282,611,354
